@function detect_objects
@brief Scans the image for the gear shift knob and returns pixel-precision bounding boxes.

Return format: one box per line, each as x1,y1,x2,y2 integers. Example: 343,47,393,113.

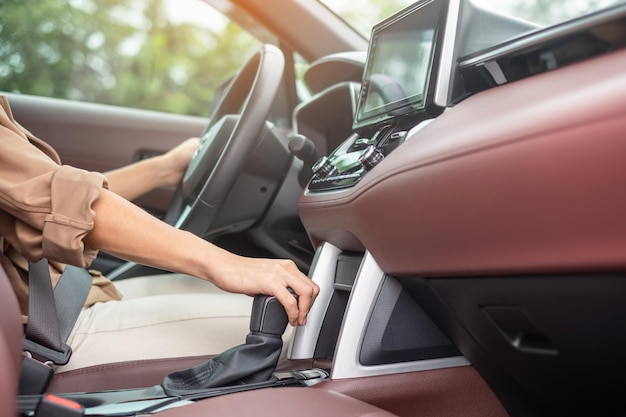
249,295,290,336
288,134,319,188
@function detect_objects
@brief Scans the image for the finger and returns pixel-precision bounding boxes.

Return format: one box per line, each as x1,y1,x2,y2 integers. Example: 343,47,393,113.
288,278,320,326
274,286,300,326
271,259,319,326
282,274,319,326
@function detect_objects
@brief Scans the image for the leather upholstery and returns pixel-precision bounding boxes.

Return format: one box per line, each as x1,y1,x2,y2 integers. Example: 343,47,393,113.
0,263,21,417
154,386,396,417
0,336,17,417
299,48,626,278
48,355,214,393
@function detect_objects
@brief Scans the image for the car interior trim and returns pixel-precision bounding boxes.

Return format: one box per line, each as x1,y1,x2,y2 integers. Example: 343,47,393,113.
433,0,461,107
314,365,509,417
359,275,461,365
482,61,507,85
299,47,626,277
293,82,361,158
331,252,468,380
289,242,341,360
459,3,626,69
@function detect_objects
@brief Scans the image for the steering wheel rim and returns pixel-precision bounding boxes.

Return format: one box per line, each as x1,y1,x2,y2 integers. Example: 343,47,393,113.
165,44,285,237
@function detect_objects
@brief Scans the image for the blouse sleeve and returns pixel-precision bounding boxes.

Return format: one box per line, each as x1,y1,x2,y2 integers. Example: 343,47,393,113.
0,100,108,267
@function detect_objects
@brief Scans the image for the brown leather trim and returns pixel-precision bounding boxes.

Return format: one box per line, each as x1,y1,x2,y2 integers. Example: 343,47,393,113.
0,263,21,417
48,355,214,394
299,48,626,277
314,366,509,417
155,386,396,417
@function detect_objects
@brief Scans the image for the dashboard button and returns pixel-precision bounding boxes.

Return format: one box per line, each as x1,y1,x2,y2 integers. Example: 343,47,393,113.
312,156,335,179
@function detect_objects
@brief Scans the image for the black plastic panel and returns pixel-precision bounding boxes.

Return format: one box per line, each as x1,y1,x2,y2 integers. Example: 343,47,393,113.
314,290,350,360
458,6,626,99
335,254,361,290
360,276,459,366
404,274,626,417
314,253,363,359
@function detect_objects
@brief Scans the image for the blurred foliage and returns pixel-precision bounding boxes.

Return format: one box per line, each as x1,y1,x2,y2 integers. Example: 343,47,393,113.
0,0,260,116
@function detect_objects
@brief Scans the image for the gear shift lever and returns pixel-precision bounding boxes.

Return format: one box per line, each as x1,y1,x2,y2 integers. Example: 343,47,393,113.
288,134,318,188
162,294,291,395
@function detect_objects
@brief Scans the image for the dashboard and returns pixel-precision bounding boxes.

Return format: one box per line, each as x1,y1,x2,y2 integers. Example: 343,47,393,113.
296,0,541,195
289,1,626,416
296,0,626,201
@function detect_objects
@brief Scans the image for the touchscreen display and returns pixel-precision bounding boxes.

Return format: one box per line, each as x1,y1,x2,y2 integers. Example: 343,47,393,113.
354,0,442,129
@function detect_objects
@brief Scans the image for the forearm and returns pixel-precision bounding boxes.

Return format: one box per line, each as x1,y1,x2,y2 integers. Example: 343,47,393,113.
84,189,319,326
84,188,217,280
105,156,170,202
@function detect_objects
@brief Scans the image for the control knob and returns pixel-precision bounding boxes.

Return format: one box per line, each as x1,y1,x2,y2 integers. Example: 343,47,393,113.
312,156,335,179
358,145,384,171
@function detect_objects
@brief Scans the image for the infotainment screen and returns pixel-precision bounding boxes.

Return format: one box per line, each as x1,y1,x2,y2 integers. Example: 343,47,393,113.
353,0,445,130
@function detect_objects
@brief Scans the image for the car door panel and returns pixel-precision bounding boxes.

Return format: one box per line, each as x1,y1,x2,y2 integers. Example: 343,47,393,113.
4,92,208,214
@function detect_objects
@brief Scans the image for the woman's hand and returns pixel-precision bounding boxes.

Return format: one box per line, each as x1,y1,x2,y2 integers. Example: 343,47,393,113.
204,249,320,327
158,137,200,187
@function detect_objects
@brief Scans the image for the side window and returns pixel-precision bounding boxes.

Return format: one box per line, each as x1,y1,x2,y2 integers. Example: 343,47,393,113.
294,52,312,102
0,0,262,117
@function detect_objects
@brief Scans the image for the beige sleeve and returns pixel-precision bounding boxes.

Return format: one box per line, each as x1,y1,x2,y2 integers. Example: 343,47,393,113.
0,99,109,267
41,165,109,266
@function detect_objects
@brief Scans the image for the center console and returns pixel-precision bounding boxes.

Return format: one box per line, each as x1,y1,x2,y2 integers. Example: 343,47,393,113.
307,0,451,193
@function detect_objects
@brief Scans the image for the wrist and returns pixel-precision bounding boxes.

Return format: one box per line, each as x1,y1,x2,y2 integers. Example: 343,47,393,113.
176,231,226,283
155,153,186,188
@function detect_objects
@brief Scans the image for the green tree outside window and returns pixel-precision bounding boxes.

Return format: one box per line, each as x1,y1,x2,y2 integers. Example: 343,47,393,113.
0,0,260,116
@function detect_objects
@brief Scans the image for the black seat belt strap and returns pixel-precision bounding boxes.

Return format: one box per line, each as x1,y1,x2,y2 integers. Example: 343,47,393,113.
25,259,62,353
21,259,93,395
23,259,92,366
53,264,93,343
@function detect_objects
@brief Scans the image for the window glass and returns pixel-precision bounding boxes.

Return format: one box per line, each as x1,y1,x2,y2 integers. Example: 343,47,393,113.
471,0,626,26
294,52,313,101
322,0,626,36
0,0,262,116
320,0,415,37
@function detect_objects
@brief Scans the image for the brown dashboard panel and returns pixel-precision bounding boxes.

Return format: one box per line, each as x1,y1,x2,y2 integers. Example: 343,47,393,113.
299,48,626,277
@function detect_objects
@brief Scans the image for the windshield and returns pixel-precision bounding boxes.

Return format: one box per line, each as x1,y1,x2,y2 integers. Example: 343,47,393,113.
321,0,626,37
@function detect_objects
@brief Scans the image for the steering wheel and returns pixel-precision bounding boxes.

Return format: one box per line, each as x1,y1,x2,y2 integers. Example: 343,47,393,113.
164,44,285,238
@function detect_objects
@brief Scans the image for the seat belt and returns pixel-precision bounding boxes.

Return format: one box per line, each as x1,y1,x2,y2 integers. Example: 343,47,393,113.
19,394,85,417
20,259,92,395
